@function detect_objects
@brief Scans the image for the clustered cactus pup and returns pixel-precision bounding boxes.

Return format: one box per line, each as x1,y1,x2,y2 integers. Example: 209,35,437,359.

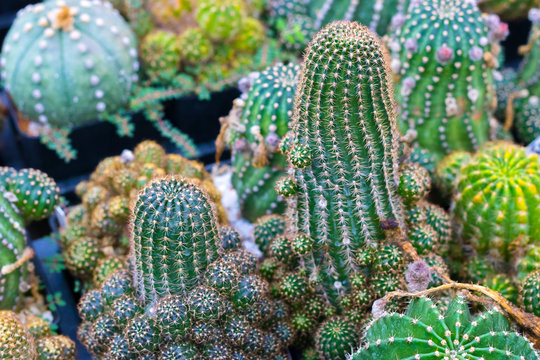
0,0,139,160
78,177,293,359
221,63,301,222
392,0,507,162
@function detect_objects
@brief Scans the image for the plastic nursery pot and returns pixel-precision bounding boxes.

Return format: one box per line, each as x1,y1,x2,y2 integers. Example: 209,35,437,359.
31,236,92,360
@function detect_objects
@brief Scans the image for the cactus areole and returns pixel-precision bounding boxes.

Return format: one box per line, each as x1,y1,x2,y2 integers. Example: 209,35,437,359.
0,0,138,129
286,21,406,307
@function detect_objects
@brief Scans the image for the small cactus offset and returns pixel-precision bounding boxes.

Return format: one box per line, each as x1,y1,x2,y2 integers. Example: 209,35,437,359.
392,0,507,162
515,95,540,145
351,296,539,359
195,0,245,41
520,270,540,316
453,142,540,261
131,177,221,305
140,30,181,85
0,0,139,160
223,63,301,221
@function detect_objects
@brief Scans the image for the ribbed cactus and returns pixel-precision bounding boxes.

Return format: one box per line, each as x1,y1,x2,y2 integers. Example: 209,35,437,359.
515,95,540,144
478,0,540,20
392,0,505,162
519,9,540,98
195,0,244,41
225,63,300,221
520,270,540,316
177,28,213,64
351,296,539,359
0,0,138,160
434,151,472,196
140,30,181,85
131,177,221,305
315,317,358,360
453,143,540,260
283,21,406,306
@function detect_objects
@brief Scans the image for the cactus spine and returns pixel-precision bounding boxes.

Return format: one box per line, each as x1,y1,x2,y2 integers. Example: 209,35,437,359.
225,63,300,221
351,296,539,359
131,178,221,305
392,0,505,162
284,21,406,306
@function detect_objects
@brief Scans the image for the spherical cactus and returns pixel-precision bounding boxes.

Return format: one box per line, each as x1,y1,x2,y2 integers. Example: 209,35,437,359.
23,314,51,339
518,245,540,280
227,63,301,222
285,21,407,307
315,317,358,360
254,214,287,256
177,28,213,64
64,237,101,279
0,311,36,359
231,17,265,53
131,177,221,305
398,163,431,206
352,296,539,359
453,143,540,260
0,1,138,130
392,0,503,162
521,270,540,317
515,95,540,144
195,0,245,41
435,151,472,196
5,169,60,221
36,335,76,360
140,30,180,84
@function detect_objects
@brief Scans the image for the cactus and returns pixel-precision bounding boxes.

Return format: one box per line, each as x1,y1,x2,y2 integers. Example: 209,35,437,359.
0,311,36,359
224,63,300,221
520,270,540,316
478,0,540,20
195,0,245,41
315,317,358,360
78,179,292,359
351,296,539,359
231,17,266,53
453,143,540,261
494,68,521,121
392,0,506,162
0,0,139,160
131,177,221,305
36,335,76,360
518,245,540,280
140,31,181,85
515,95,540,144
177,28,213,64
519,9,540,97
434,151,472,196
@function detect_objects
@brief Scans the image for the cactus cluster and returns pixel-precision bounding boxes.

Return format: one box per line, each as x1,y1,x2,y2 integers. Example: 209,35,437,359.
0,0,139,160
391,0,507,162
60,140,225,288
221,63,301,222
352,296,539,359
78,178,292,359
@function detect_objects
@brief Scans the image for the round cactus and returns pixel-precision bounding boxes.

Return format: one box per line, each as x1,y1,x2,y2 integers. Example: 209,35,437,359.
231,17,265,53
64,237,101,279
36,335,76,360
0,311,36,359
518,245,540,280
0,0,138,129
195,0,245,41
392,0,504,162
520,270,540,316
515,95,540,144
353,296,540,359
434,151,472,196
140,31,181,84
315,317,358,360
177,28,213,64
453,143,540,260
227,63,301,222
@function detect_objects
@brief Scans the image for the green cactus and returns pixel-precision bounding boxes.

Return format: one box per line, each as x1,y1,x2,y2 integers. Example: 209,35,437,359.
140,31,181,85
519,9,540,98
453,143,540,261
485,275,518,303
24,314,51,339
64,237,102,280
36,335,76,360
434,151,472,196
315,317,358,360
0,311,36,359
494,68,521,120
231,17,265,53
195,0,245,41
177,28,213,64
520,270,540,316
226,63,300,222
352,296,539,359
283,21,407,306
518,245,540,280
0,0,139,160
515,95,540,144
408,146,437,176
131,177,221,305
479,0,540,20
392,0,505,162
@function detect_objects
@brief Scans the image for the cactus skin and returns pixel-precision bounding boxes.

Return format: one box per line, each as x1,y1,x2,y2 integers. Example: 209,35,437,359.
0,0,138,129
453,143,540,261
515,95,540,144
195,0,244,41
392,0,503,162
352,296,539,359
518,245,540,280
231,17,265,53
285,21,406,306
36,335,76,360
140,31,181,85
131,178,221,305
0,311,36,359
479,0,540,20
434,151,471,196
315,317,358,360
177,28,213,64
520,270,540,316
227,63,300,221
519,10,540,97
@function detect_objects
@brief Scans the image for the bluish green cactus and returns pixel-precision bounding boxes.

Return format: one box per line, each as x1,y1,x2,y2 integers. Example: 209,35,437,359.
351,296,539,359
515,95,540,144
520,270,540,316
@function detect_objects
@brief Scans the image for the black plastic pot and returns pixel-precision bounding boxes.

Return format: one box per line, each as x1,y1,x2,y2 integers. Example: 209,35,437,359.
0,87,238,187
31,237,92,360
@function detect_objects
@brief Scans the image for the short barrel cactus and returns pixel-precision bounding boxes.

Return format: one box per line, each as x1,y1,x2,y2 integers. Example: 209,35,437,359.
224,63,300,221
352,296,539,359
392,0,506,162
0,0,139,159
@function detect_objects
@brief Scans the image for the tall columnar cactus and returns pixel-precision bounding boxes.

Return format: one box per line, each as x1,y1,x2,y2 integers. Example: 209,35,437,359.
351,296,540,359
453,143,540,261
0,0,139,160
0,167,59,310
131,177,221,305
519,9,540,97
282,21,406,306
392,0,505,162
224,63,300,221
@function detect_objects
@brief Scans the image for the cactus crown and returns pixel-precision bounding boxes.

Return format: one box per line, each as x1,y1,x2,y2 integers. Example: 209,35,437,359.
352,296,539,359
285,21,405,306
131,177,220,305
